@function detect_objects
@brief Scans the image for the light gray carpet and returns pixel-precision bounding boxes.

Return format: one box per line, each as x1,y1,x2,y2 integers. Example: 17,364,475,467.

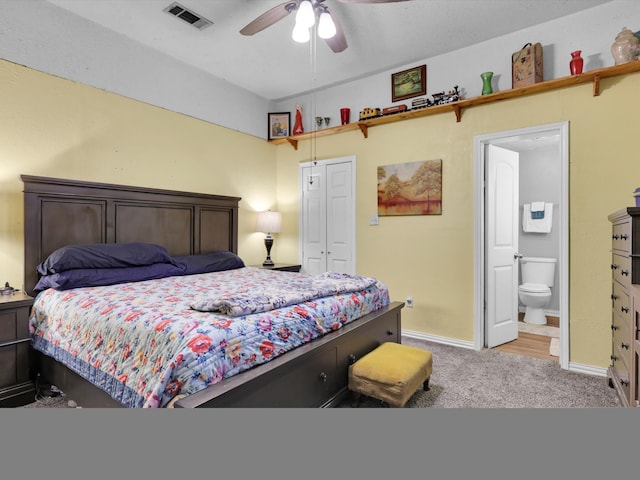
19,337,621,409
339,337,620,408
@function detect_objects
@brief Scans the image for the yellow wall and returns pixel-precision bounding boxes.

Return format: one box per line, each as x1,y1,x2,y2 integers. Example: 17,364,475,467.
0,60,278,287
277,71,640,368
3,58,640,369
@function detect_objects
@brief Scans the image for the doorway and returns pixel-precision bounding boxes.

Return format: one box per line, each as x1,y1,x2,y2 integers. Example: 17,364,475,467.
473,122,569,369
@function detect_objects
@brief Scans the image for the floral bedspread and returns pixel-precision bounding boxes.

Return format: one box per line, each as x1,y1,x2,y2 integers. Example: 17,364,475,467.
29,267,390,407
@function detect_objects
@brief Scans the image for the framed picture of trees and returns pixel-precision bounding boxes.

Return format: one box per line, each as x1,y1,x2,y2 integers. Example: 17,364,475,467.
377,159,442,216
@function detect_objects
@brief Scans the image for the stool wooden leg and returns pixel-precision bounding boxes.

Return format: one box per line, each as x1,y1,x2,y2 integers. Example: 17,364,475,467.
423,377,431,391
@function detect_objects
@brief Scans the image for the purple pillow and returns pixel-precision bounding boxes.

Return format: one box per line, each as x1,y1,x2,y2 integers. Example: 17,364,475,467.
34,263,186,291
37,242,177,275
173,251,245,275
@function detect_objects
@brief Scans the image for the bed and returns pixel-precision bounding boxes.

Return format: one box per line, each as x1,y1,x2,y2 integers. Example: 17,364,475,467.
22,174,403,407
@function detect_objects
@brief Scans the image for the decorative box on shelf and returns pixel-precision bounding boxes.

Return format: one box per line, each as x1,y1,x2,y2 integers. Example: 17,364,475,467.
512,42,543,88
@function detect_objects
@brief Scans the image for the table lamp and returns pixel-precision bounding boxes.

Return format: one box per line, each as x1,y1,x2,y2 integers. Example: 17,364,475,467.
256,210,282,266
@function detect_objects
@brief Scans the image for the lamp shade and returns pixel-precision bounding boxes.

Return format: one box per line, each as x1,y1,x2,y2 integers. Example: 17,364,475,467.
256,211,282,234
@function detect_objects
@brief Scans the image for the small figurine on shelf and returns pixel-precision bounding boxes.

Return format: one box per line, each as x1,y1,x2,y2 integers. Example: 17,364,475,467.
293,104,304,135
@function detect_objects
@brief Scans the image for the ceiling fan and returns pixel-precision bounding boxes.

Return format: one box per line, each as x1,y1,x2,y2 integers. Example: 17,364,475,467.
239,0,412,53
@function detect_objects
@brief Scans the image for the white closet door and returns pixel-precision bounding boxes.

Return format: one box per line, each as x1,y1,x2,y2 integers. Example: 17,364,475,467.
326,161,353,273
301,165,327,275
299,157,355,275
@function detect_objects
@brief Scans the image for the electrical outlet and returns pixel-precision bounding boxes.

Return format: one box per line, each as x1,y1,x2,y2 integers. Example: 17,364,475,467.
369,214,379,226
406,296,413,308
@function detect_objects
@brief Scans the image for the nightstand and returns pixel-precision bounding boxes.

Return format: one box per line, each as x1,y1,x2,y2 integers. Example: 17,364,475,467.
250,263,302,273
0,292,36,407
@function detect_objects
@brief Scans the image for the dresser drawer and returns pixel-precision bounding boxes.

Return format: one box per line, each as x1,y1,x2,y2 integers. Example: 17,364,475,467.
612,253,631,288
612,317,632,369
612,281,631,325
612,221,631,252
611,343,631,401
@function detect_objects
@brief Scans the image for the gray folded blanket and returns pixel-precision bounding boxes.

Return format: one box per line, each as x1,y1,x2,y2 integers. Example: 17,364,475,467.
190,271,377,316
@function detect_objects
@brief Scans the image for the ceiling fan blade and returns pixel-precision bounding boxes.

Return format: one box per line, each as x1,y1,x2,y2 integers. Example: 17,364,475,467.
240,1,298,36
337,0,412,3
323,8,348,53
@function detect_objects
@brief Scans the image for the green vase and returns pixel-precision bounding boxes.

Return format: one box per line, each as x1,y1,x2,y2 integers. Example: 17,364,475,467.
481,71,493,95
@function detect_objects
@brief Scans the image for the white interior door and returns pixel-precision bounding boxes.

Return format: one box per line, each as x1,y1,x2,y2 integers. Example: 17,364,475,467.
300,157,355,275
301,165,326,275
486,144,520,348
325,162,353,273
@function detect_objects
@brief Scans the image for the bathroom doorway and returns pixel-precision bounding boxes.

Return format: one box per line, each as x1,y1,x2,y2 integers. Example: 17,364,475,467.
473,122,569,369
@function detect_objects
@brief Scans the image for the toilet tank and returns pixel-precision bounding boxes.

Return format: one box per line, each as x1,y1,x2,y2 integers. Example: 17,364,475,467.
521,257,556,287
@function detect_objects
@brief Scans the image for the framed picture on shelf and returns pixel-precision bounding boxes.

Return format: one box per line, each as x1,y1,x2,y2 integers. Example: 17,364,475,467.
268,112,291,140
391,64,427,102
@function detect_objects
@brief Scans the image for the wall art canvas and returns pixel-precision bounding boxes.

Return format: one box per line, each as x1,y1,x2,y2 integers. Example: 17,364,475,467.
377,159,442,216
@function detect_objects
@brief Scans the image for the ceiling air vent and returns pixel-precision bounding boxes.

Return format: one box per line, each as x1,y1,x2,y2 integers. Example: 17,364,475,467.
164,2,213,30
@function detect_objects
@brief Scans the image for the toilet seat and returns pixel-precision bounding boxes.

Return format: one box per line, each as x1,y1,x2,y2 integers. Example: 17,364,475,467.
518,283,550,294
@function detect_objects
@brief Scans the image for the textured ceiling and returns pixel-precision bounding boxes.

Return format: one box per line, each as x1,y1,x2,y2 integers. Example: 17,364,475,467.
46,0,610,100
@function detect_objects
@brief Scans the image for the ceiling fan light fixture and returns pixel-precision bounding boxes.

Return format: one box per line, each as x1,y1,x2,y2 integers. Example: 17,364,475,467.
295,0,316,28
317,11,336,39
292,22,310,43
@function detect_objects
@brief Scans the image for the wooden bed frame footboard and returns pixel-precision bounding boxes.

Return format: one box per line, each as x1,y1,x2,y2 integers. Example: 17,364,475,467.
34,301,403,408
22,175,403,408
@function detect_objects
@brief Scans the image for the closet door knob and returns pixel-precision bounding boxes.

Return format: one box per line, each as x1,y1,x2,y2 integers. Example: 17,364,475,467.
514,253,523,259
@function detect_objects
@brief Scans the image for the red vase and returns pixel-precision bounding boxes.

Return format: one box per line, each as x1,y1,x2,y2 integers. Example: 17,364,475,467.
570,50,584,75
293,104,304,135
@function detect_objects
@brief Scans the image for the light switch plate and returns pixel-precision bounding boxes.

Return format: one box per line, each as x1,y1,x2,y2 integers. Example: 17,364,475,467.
369,215,379,226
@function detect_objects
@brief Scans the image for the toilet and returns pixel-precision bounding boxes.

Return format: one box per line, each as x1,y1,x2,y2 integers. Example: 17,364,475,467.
518,256,557,325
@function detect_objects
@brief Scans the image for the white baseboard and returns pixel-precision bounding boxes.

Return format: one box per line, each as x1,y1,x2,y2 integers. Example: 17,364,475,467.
402,329,475,349
568,362,608,377
403,329,607,377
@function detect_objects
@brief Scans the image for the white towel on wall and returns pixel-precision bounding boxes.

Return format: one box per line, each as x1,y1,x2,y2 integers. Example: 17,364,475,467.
531,201,545,213
523,203,553,233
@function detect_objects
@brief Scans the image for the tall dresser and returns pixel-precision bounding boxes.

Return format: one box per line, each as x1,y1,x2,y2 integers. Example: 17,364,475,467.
608,208,640,407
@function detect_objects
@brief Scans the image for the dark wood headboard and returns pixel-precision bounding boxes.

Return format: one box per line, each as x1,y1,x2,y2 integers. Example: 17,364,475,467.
22,175,241,297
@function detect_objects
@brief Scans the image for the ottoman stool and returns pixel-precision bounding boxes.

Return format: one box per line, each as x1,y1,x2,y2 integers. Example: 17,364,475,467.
348,342,432,408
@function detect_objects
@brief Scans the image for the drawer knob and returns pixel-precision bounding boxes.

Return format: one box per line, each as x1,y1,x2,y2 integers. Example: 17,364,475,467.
621,234,629,240
319,372,327,382
621,342,630,350
611,354,618,361
348,354,357,364
613,234,619,240
611,324,619,331
621,269,630,276
621,306,629,313
611,264,618,270
611,294,619,301
621,379,630,387
386,330,394,336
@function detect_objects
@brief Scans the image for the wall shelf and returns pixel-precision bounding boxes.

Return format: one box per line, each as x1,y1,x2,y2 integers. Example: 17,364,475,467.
269,60,640,150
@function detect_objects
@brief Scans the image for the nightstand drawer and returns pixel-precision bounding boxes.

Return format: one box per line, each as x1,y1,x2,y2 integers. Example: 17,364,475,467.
0,343,31,388
0,292,36,406
0,310,30,343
